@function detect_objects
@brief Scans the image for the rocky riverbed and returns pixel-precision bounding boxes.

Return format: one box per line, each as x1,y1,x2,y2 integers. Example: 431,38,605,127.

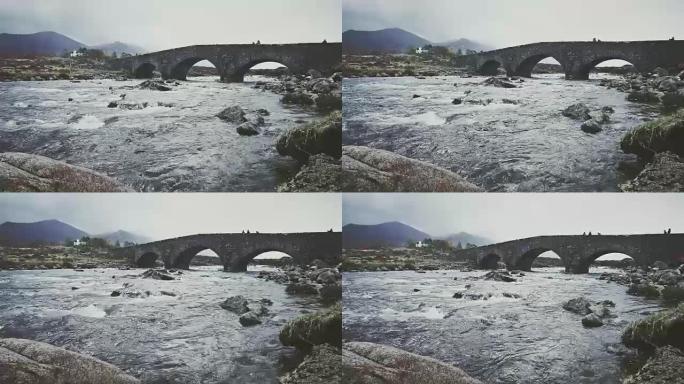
0,72,340,192
343,266,682,383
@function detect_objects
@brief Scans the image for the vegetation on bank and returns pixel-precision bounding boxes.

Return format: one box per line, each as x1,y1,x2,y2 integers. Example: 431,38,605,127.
621,109,684,160
279,302,342,353
0,243,128,270
622,303,684,352
276,111,342,163
340,248,470,272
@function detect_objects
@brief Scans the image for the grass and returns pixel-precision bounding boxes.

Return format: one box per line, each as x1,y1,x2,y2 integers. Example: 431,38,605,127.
621,109,684,160
276,111,342,163
280,302,341,352
622,303,684,351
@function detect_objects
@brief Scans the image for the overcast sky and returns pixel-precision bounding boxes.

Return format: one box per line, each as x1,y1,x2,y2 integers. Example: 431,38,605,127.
343,0,684,48
343,193,684,242
0,194,341,240
0,0,341,51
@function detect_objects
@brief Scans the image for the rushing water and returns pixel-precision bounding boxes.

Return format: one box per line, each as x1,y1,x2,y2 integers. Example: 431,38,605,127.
0,76,318,191
343,267,662,384
0,266,321,383
342,74,659,192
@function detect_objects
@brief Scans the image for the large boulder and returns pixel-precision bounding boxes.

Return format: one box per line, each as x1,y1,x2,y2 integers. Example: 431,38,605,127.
0,338,140,384
621,110,684,160
341,146,482,192
236,122,260,136
562,103,591,121
0,152,129,192
622,303,684,351
216,106,247,124
276,111,341,163
627,89,661,103
280,303,341,352
342,342,483,384
562,297,593,315
623,346,684,384
482,77,517,88
219,295,250,315
581,119,602,134
137,80,171,91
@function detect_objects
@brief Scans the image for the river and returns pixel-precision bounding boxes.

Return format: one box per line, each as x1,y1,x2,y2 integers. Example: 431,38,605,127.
343,267,662,384
0,266,321,383
0,76,319,191
342,74,659,192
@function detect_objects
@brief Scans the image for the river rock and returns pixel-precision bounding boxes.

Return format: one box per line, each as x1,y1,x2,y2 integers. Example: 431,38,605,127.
276,111,341,163
238,311,262,327
483,77,517,88
581,313,604,327
620,152,684,192
562,103,591,121
581,119,602,134
482,270,516,282
280,344,341,384
138,80,171,91
140,269,175,280
627,89,660,103
318,283,342,304
277,154,341,192
236,122,260,136
342,342,483,384
281,92,314,106
341,145,483,192
0,152,129,192
0,338,140,384
280,303,341,352
623,346,684,384
216,105,247,123
562,297,593,315
219,295,250,315
286,282,319,295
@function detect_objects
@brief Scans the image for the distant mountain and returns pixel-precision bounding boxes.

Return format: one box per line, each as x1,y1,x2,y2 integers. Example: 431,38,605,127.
0,31,85,57
343,28,431,54
93,230,151,246
435,38,493,54
343,221,430,249
438,232,493,248
0,220,88,246
91,41,146,56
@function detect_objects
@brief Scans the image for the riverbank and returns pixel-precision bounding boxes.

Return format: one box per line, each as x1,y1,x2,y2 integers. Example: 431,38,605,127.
341,248,472,272
0,56,125,82
0,245,129,270
342,54,467,78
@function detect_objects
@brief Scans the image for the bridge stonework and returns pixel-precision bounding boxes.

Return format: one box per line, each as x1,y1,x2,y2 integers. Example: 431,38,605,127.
453,234,684,274
119,232,341,272
453,41,684,80
115,43,341,82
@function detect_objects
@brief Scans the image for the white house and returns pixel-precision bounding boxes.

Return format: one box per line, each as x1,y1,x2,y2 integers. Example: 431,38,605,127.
416,47,429,54
69,50,84,58
415,240,428,248
73,239,87,247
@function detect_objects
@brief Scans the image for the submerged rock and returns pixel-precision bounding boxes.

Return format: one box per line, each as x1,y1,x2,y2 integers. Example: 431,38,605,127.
276,111,341,163
0,338,140,384
342,341,483,384
280,303,341,352
0,152,128,192
341,145,483,192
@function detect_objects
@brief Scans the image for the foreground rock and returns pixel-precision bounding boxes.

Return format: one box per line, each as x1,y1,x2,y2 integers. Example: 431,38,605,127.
137,80,172,91
276,111,342,163
623,346,684,384
620,151,684,191
278,154,341,192
562,103,592,121
482,77,517,88
341,146,483,192
0,338,140,384
342,342,483,384
216,105,248,124
621,109,684,161
279,344,341,384
562,297,616,327
622,303,684,351
481,270,517,282
0,152,129,192
140,269,175,280
280,303,341,352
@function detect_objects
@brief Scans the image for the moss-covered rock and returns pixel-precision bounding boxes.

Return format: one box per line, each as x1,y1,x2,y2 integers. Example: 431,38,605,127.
622,304,684,351
280,303,342,353
661,286,684,306
276,112,342,163
621,109,684,160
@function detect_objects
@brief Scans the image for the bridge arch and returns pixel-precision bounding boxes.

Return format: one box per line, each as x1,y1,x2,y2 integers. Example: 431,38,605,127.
134,62,157,79
514,248,567,271
170,57,221,81
231,246,300,272
514,55,566,78
575,57,639,80
574,249,637,274
230,58,294,83
479,253,503,269
478,59,504,76
137,251,161,268
172,245,222,269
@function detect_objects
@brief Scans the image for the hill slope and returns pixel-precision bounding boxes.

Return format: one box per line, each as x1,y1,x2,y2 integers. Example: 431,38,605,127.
343,28,431,54
343,221,430,249
91,41,146,56
0,219,88,246
435,38,493,53
438,232,493,247
0,31,84,57
93,230,151,245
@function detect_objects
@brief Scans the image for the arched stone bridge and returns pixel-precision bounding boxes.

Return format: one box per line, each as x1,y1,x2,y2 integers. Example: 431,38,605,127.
453,41,684,80
118,232,341,271
114,43,341,82
453,234,684,274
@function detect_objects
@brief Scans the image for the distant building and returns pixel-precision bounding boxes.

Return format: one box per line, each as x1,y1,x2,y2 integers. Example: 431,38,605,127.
73,239,87,247
415,47,429,54
415,240,428,248
69,50,84,58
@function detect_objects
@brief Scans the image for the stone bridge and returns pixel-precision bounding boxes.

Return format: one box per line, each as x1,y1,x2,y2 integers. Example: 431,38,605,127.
114,43,341,82
453,41,684,80
118,232,341,271
453,234,684,273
